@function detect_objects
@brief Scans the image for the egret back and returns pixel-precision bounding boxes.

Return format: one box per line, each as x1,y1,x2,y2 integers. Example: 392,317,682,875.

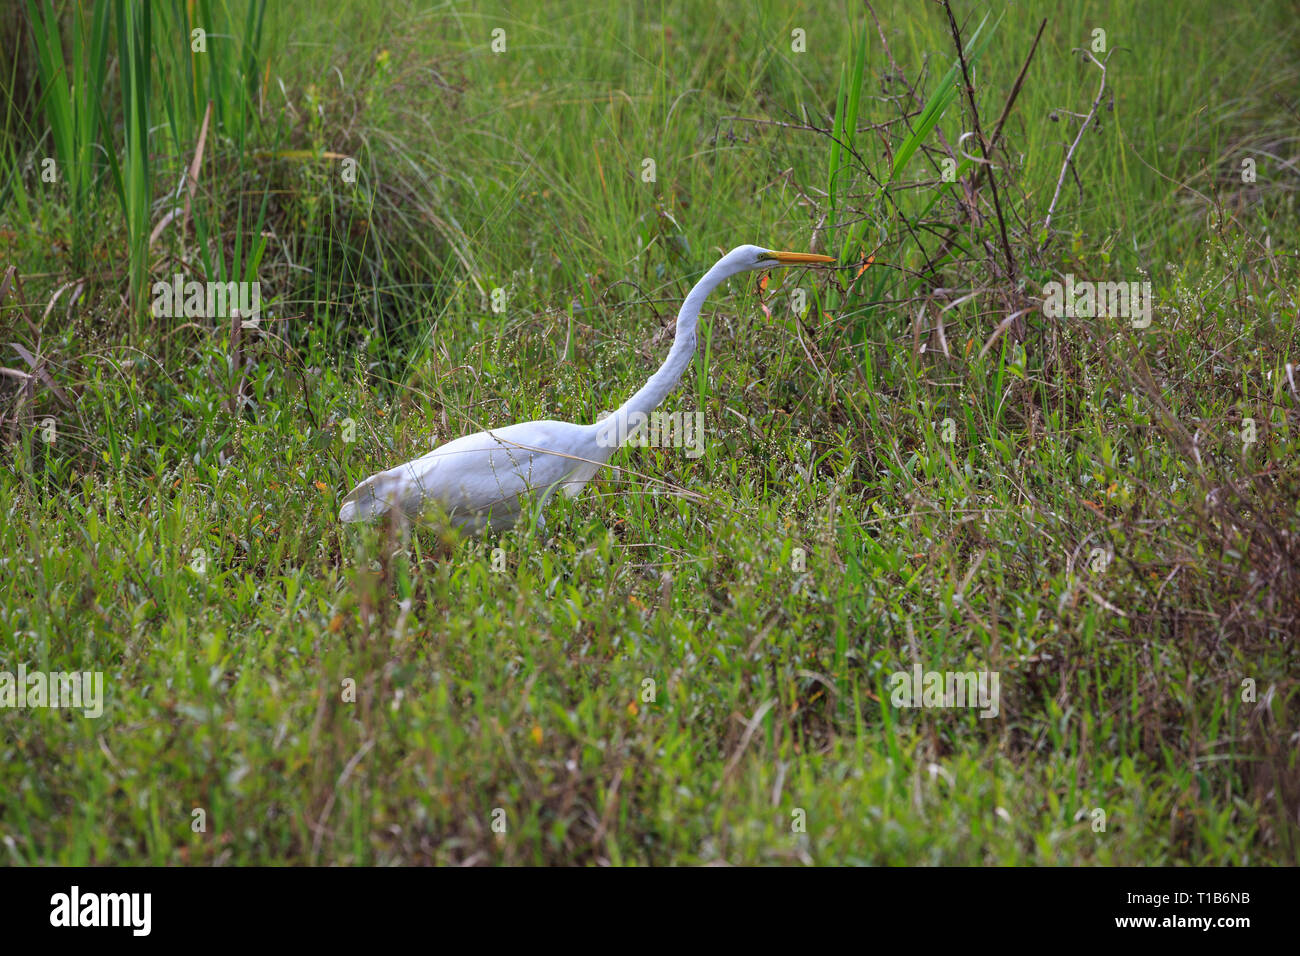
338,420,604,526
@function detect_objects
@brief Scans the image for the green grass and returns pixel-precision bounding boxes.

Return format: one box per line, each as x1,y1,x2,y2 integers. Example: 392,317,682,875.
1,0,1298,865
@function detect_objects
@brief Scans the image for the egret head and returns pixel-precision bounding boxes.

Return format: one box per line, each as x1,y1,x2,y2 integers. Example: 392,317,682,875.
718,244,836,277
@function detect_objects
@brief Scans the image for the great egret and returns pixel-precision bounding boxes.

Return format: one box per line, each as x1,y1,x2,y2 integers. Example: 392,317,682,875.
338,244,835,531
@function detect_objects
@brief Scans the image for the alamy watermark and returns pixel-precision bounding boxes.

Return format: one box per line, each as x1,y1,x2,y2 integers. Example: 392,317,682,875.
0,664,104,717
151,274,261,324
1041,273,1152,328
596,409,704,458
50,886,150,936
889,664,1000,718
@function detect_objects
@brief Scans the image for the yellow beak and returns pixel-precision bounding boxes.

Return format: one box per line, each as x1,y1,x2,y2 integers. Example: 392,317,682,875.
768,250,836,265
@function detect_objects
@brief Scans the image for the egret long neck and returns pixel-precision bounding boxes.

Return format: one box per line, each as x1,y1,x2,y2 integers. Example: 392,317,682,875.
595,260,731,452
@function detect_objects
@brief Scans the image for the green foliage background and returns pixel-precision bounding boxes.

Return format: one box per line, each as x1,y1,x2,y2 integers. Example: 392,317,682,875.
1,0,1297,864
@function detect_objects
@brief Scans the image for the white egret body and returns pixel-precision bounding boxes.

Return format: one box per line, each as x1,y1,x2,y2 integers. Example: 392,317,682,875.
338,244,834,531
